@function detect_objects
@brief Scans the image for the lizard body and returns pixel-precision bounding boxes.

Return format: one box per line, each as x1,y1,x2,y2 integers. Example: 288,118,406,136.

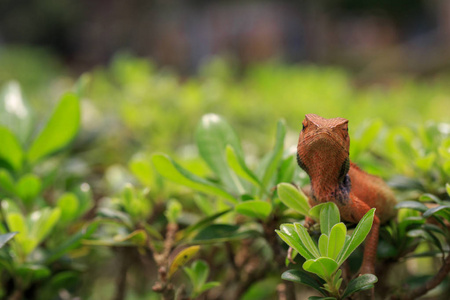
297,114,396,274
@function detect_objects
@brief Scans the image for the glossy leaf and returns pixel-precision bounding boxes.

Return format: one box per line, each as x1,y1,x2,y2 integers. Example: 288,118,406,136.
309,203,328,221
395,201,428,213
30,207,61,246
152,154,237,204
0,232,17,248
318,234,329,257
303,257,339,280
327,223,346,260
276,224,316,260
235,200,272,220
419,194,442,204
97,207,134,229
281,269,326,295
423,205,450,218
6,212,31,254
226,145,260,187
195,114,245,194
0,126,23,171
336,208,375,265
319,203,340,236
277,183,310,216
294,223,320,258
168,245,200,278
28,93,80,164
342,274,378,298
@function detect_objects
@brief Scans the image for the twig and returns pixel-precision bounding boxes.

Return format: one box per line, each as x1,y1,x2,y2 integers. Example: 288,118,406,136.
402,254,450,300
151,222,179,300
277,283,288,300
112,247,129,300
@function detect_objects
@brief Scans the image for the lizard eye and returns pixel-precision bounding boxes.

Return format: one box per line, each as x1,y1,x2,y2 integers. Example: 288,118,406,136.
302,120,308,131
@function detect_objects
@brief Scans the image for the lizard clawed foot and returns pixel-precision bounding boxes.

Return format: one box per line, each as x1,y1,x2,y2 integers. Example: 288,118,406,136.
303,216,315,230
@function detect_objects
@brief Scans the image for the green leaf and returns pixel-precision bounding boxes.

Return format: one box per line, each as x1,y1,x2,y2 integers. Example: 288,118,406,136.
446,183,450,197
0,126,23,171
395,201,428,212
319,203,340,236
0,81,32,144
5,212,34,255
165,199,182,223
193,224,257,243
192,259,209,287
260,120,286,192
351,119,383,158
0,232,17,248
277,155,297,184
342,274,378,298
419,194,442,204
168,245,200,278
277,183,310,216
327,223,346,260
336,208,375,265
318,234,329,257
281,269,326,295
423,205,450,218
0,169,15,195
235,200,272,220
303,257,339,280
45,222,98,263
177,209,232,241
277,224,316,260
57,193,80,223
226,145,261,187
309,203,328,221
128,155,154,186
97,207,134,229
294,223,320,258
16,264,51,282
308,297,337,300
15,174,41,204
152,154,237,204
27,93,80,164
195,114,245,194
30,207,61,246
198,281,220,294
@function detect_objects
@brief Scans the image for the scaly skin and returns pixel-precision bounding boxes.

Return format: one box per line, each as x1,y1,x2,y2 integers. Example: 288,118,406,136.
297,114,397,274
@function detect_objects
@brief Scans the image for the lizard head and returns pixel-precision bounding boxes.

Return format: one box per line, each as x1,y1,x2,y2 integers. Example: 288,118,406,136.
297,114,350,179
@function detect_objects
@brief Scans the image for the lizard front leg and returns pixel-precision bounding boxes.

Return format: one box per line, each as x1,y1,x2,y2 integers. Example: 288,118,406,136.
339,194,380,275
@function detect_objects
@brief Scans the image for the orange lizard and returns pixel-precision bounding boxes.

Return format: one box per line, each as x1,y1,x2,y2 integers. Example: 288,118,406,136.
297,114,397,274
